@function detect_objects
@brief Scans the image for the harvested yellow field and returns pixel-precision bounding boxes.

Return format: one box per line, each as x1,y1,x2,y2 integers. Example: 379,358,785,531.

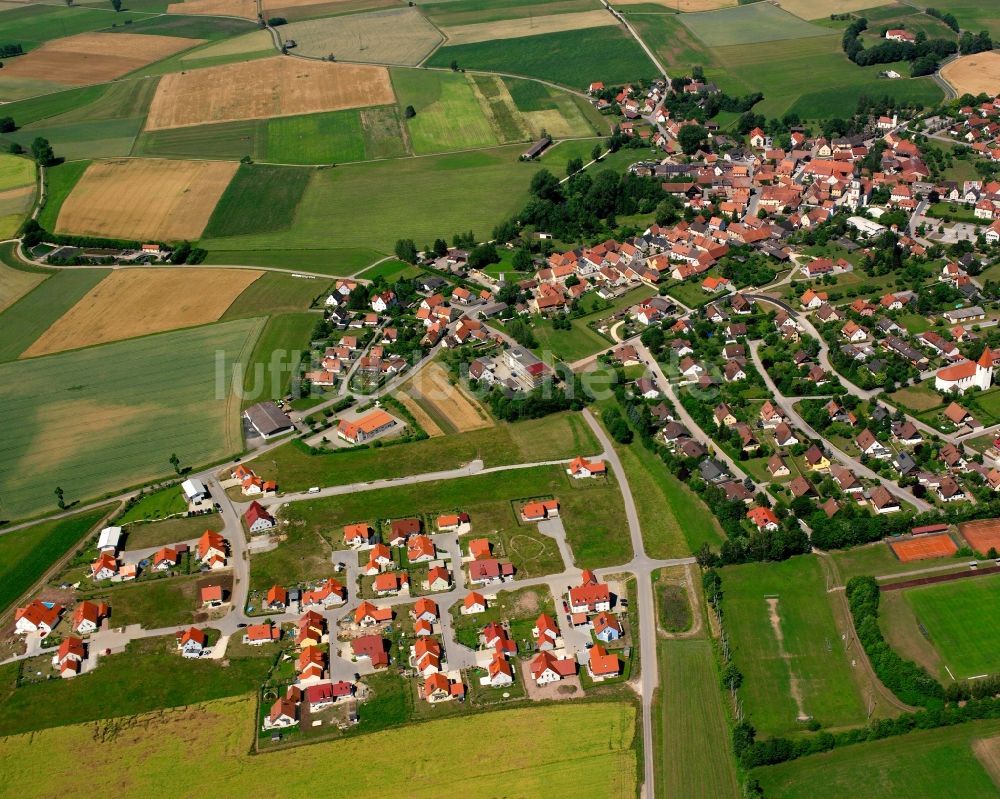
407,361,493,433
166,0,256,17
0,32,203,85
396,390,444,437
442,10,615,45
0,260,46,313
22,268,262,357
776,0,894,18
56,159,238,241
942,51,1000,97
145,57,394,130
180,28,274,60
613,0,734,7
0,696,637,799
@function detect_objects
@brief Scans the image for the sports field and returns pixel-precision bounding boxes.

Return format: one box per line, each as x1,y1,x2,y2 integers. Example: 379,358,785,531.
426,26,656,89
199,146,544,255
754,719,1000,799
403,361,493,434
441,9,614,44
144,58,395,130
721,556,867,736
0,696,637,799
959,519,1000,554
0,317,264,520
890,534,958,562
904,572,1000,679
0,32,202,85
21,268,262,357
55,158,238,241
680,3,831,47
282,7,443,66
942,52,1000,97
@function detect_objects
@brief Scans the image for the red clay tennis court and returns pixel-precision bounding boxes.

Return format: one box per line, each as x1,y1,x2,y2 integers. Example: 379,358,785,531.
890,534,958,562
960,519,1000,554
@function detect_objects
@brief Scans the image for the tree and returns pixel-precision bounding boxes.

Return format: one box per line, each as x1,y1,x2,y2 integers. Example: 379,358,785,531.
267,15,286,24
529,169,562,202
404,105,416,119
31,136,55,167
111,0,122,10
394,238,417,264
566,157,583,177
169,453,181,474
677,123,707,155
432,238,448,258
54,486,65,509
512,248,532,271
591,144,602,162
8,142,22,155
449,59,459,72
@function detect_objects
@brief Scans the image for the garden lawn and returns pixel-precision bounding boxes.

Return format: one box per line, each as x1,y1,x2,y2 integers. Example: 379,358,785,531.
426,26,656,90
83,575,201,628
116,484,187,523
199,146,541,256
0,318,264,520
721,556,868,737
120,515,219,551
904,572,1000,679
753,718,1000,799
0,694,638,798
655,639,740,799
0,505,112,613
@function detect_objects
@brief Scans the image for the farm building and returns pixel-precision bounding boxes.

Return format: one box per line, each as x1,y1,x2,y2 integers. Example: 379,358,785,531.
244,402,294,439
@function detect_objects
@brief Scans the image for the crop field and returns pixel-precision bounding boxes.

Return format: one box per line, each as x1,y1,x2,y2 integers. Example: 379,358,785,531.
721,556,867,737
166,0,257,17
775,0,887,19
942,52,1000,97
239,311,316,404
680,3,830,47
222,271,330,318
0,317,263,520
0,261,46,314
8,117,144,161
56,158,238,241
403,361,493,434
754,719,1000,799
393,69,498,153
0,505,111,613
504,77,605,134
0,696,637,798
0,154,35,238
201,163,312,239
265,0,403,22
0,5,158,52
614,0,733,7
23,77,159,127
266,110,366,164
0,32,202,86
656,640,740,799
0,268,109,362
281,8,443,66
421,0,602,27
109,13,257,39
903,573,1000,679
180,28,273,59
144,58,395,130
427,26,656,89
133,119,267,160
440,9,614,44
198,146,544,255
920,0,1000,37
22,268,262,357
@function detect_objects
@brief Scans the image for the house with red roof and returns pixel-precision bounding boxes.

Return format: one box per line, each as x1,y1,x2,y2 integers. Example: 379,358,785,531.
54,636,85,678
487,652,514,687
588,644,621,679
414,636,443,676
352,634,389,669
569,571,611,614
297,645,326,680
91,551,118,581
521,499,559,521
414,597,438,623
361,543,393,575
177,627,207,658
532,613,560,651
483,622,517,656
265,585,288,609
343,523,374,548
747,506,780,531
72,600,107,634
243,623,280,646
462,591,487,615
201,584,224,607
468,538,492,560
406,534,436,563
14,600,63,636
426,565,451,592
244,501,275,534
301,577,346,608
354,601,393,627
373,571,409,597
593,611,624,643
197,531,227,568
436,512,471,533
468,558,515,585
296,610,325,647
566,456,607,479
264,697,298,730
531,651,577,685
423,672,466,702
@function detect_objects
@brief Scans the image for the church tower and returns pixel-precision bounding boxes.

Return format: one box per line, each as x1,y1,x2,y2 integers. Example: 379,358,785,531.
976,347,994,391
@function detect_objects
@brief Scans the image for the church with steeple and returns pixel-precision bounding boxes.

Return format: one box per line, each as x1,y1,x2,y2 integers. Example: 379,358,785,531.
935,347,994,394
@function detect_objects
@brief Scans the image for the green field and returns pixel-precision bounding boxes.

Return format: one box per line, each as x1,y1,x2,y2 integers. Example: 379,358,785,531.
426,26,656,90
202,247,381,274
8,117,143,160
906,0,1000,37
222,271,330,318
0,317,264,520
393,69,499,154
201,163,312,239
0,268,109,362
0,695,638,798
355,259,422,282
627,11,716,74
108,13,257,39
0,5,156,52
266,110,366,164
904,573,1000,679
134,119,266,161
199,146,544,256
37,160,90,232
0,505,112,613
754,719,1000,799
240,311,317,405
721,556,868,737
116,484,187,523
656,639,740,799
680,3,828,47
422,0,601,27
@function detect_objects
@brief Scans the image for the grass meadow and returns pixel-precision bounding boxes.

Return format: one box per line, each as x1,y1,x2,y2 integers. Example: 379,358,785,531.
903,573,1000,679
679,3,828,47
656,639,740,799
0,5,157,52
222,271,330,318
201,247,382,273
0,695,638,798
0,317,264,520
754,718,1000,799
0,268,109,361
239,311,317,405
9,117,143,160
199,146,545,256
721,556,868,737
37,160,90,231
393,69,499,154
421,0,601,27
426,26,656,89
0,505,112,613
201,163,312,238
266,110,366,164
